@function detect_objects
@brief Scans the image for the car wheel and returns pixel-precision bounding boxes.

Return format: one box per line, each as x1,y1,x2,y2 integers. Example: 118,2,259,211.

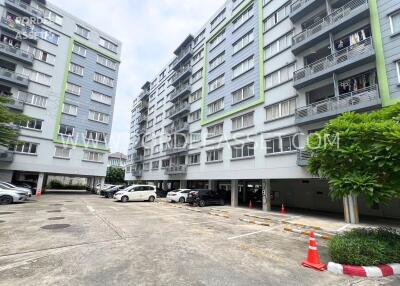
121,196,129,203
198,200,206,207
0,195,13,205
220,199,225,206
148,196,155,202
179,197,185,203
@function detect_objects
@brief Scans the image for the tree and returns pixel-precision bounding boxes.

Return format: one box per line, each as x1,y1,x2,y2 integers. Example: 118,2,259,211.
105,167,125,185
0,96,30,147
307,103,400,206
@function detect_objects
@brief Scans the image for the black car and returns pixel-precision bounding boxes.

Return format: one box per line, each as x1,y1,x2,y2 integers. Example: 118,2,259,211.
186,189,225,207
103,185,125,198
156,188,168,198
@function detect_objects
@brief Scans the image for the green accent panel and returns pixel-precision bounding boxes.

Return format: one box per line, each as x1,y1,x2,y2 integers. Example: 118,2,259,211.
201,0,265,126
368,0,399,106
73,37,121,63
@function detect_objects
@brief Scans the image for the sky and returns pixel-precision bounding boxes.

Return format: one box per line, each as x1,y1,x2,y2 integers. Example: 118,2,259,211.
50,0,225,154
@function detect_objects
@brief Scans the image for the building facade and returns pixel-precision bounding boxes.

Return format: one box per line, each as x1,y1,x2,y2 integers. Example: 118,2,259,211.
0,0,121,190
108,152,127,168
126,0,400,223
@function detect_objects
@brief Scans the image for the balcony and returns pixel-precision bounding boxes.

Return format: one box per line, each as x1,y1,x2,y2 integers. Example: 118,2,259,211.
137,101,148,112
137,126,146,135
172,47,193,71
290,0,325,22
0,17,37,44
5,97,24,111
133,155,144,163
291,0,369,54
293,38,375,89
166,145,189,155
166,122,189,134
132,170,143,177
0,67,29,88
137,114,147,124
139,89,149,100
297,150,310,167
166,103,190,120
170,84,191,102
134,141,144,149
0,42,34,65
171,66,192,87
165,165,188,175
0,150,14,162
5,0,44,18
295,85,381,125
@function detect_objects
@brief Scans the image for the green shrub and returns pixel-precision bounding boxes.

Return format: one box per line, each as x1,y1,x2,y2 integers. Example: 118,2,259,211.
47,180,86,190
329,227,400,266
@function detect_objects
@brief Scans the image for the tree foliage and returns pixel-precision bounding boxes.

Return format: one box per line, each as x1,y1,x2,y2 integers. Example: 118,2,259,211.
0,96,30,147
307,103,400,206
105,167,126,185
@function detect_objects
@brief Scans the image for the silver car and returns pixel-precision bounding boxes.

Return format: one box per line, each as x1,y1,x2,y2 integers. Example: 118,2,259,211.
0,189,28,204
0,182,32,197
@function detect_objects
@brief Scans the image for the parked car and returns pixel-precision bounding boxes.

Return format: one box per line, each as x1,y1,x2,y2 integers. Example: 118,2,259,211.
13,181,37,195
186,189,225,207
166,189,191,203
0,182,32,197
0,188,28,204
103,185,125,198
99,185,115,197
114,185,157,203
156,188,168,198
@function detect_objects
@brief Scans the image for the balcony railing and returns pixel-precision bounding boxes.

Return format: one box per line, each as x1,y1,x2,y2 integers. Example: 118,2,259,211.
6,0,44,18
171,65,192,86
172,47,193,70
170,84,191,102
293,38,374,86
295,85,381,124
139,90,149,99
166,102,190,119
137,114,147,123
0,67,29,87
292,0,368,49
1,16,34,34
166,122,189,134
165,165,188,175
6,97,24,111
132,170,143,177
133,155,144,162
165,145,189,155
137,101,148,111
0,42,34,64
297,150,311,166
291,0,313,13
0,150,14,162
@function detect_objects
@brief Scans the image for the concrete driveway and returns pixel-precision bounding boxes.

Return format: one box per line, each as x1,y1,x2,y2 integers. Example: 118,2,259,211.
0,193,398,286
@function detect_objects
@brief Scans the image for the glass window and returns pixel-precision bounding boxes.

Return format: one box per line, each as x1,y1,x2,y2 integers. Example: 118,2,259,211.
76,25,90,38
390,12,400,34
55,147,70,158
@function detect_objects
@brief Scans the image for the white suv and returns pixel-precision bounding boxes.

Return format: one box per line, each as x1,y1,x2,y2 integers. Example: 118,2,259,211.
114,185,157,203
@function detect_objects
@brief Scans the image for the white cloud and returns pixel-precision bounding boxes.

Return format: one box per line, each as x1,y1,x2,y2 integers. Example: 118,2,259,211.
49,0,225,154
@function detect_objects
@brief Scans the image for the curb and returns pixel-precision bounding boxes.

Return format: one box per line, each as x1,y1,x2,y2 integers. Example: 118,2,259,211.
239,218,270,226
244,214,272,221
209,212,230,219
281,221,322,230
328,262,400,277
283,227,332,240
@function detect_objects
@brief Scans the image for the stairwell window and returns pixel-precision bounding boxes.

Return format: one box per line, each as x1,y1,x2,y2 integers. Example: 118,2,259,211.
232,112,254,131
208,98,224,114
209,75,225,92
232,83,254,103
265,98,296,121
232,56,254,79
389,12,400,34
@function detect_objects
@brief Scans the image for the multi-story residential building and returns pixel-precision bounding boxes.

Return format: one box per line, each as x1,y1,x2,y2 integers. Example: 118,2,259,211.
108,152,127,169
126,0,400,223
0,0,121,191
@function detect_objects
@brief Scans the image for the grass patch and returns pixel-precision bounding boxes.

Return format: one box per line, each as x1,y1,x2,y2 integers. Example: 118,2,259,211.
329,227,400,266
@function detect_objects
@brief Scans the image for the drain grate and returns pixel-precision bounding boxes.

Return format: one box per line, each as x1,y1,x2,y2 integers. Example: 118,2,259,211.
47,210,61,213
0,212,15,215
48,217,65,221
41,224,70,230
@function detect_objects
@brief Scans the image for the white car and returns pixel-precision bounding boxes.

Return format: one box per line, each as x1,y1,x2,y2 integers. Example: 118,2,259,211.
114,185,157,203
0,182,32,197
0,188,28,204
167,189,191,203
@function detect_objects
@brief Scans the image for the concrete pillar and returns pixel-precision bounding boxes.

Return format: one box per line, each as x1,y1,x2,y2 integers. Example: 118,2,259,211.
91,177,96,193
180,180,187,189
262,179,272,212
36,173,45,196
343,194,360,224
231,180,238,207
208,180,216,190
162,181,168,191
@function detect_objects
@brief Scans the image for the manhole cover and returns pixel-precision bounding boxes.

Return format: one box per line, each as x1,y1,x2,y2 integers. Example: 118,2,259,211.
0,212,15,215
48,217,65,221
41,224,70,230
47,210,61,213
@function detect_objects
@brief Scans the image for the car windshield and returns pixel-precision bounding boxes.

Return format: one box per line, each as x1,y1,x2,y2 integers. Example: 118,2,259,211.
2,182,16,188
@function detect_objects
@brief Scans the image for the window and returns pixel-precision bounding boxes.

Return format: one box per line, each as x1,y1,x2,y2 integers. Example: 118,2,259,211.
211,9,226,30
192,69,203,82
232,112,254,130
19,92,47,108
208,98,224,114
54,147,70,159
22,68,51,85
189,153,200,165
232,5,253,30
162,159,170,168
157,99,164,108
191,131,201,143
143,163,150,171
209,30,225,50
58,124,74,136
89,110,109,124
94,73,114,87
265,63,296,89
210,52,225,70
209,74,225,92
190,89,202,103
189,109,201,122
69,63,84,76
19,119,42,130
233,31,254,54
156,114,163,123
73,44,87,57
33,26,59,44
147,119,154,128
207,123,223,137
76,25,90,38
152,161,159,170
85,130,106,142
193,29,205,46
62,103,78,116
232,56,254,78
83,151,104,162
206,149,223,162
264,3,291,31
264,31,293,59
91,91,112,105
232,83,254,103
232,143,254,159
144,148,151,156
266,135,299,154
97,54,117,70
390,12,400,34
232,0,245,10
44,9,63,25
396,61,400,83
66,82,81,95
25,46,55,64
154,129,162,137
10,142,38,154
265,98,296,121
153,145,160,154
99,37,118,53
192,49,204,64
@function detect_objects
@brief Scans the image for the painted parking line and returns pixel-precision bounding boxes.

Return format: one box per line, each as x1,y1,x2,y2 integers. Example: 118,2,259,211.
336,224,350,232
87,206,95,212
228,226,281,240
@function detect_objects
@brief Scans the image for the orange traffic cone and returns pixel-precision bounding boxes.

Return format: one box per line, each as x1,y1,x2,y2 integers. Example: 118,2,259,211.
302,232,326,271
281,203,286,214
248,200,253,209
